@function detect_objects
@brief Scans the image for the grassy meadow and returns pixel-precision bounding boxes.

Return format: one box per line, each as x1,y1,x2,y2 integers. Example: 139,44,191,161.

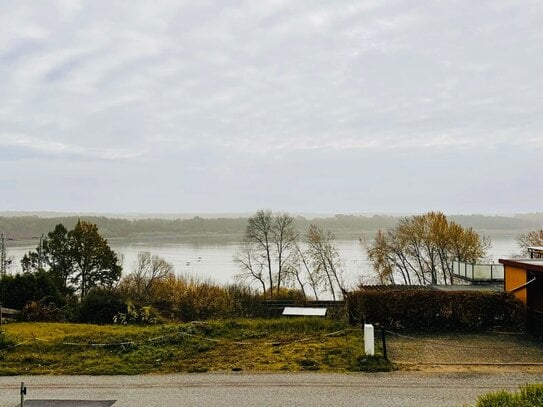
0,319,392,375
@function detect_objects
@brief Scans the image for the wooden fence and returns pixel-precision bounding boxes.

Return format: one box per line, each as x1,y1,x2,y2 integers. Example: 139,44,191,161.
0,306,21,325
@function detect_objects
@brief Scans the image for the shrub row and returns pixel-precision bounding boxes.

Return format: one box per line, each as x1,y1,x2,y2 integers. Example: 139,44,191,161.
346,288,524,331
1,268,325,324
148,282,271,322
11,285,278,324
1,273,310,324
0,271,66,310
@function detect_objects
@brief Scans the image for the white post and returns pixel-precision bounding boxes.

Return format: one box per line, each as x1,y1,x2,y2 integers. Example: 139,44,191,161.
364,324,375,356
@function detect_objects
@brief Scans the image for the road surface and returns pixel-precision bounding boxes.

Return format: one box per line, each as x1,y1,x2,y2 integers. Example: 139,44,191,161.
1,372,542,407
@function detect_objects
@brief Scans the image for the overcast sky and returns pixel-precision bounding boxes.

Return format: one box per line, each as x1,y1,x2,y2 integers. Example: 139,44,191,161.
1,0,542,215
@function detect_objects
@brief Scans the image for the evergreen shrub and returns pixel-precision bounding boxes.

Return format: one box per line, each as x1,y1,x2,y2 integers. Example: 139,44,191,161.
77,288,127,324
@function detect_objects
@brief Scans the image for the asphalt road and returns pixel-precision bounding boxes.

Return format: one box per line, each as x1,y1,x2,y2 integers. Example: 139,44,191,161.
1,372,542,407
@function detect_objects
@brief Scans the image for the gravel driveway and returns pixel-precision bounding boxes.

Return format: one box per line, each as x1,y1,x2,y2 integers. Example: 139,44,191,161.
386,331,543,365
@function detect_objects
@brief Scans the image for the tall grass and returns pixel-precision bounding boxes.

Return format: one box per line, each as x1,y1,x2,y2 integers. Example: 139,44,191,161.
475,384,543,407
120,273,273,322
0,319,388,374
0,328,14,350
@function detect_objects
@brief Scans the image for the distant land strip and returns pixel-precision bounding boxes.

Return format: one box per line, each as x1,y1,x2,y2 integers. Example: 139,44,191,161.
1,213,541,240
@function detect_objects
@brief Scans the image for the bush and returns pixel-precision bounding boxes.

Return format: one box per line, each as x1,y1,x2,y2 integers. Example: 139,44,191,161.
77,288,126,324
113,302,163,325
346,288,524,331
475,383,543,406
119,272,316,322
134,274,268,321
0,328,14,350
0,270,65,310
475,390,516,407
23,300,65,322
175,282,227,321
518,383,543,406
268,287,306,302
221,284,267,318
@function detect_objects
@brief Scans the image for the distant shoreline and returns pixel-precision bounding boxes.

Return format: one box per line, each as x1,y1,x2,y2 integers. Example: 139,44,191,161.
1,213,540,241
2,210,542,219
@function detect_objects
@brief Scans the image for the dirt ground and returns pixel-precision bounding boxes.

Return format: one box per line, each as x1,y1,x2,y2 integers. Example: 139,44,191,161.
385,331,543,373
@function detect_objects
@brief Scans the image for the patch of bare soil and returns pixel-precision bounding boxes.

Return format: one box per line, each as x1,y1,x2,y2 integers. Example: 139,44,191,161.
386,331,543,373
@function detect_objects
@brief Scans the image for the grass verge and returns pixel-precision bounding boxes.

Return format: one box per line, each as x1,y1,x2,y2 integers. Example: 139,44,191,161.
472,383,543,406
0,319,394,375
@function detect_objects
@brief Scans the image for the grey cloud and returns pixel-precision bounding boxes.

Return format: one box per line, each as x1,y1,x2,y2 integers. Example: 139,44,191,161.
1,0,542,213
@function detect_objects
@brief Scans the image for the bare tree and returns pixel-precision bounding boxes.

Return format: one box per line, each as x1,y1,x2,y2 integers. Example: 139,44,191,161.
235,212,343,300
129,251,173,302
306,224,344,300
233,239,267,295
245,210,274,299
294,243,325,300
366,230,398,285
272,213,298,296
518,229,543,255
281,260,307,301
235,210,300,299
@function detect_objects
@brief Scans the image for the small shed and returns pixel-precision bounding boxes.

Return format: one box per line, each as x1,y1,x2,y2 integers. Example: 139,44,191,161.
499,258,543,335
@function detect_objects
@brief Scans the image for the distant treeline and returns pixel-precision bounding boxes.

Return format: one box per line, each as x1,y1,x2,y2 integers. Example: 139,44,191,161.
1,213,542,241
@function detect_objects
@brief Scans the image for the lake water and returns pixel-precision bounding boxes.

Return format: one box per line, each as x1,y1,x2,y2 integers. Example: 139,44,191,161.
4,235,521,289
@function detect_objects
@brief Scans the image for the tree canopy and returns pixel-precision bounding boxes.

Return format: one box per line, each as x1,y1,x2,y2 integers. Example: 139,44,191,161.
518,229,543,255
235,210,299,299
234,210,344,299
366,212,490,285
22,220,122,297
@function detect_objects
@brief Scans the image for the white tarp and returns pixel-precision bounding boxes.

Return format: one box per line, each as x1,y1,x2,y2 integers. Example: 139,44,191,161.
282,307,327,316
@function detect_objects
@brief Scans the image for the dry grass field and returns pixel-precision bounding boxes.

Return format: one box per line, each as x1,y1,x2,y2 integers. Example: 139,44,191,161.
0,319,392,375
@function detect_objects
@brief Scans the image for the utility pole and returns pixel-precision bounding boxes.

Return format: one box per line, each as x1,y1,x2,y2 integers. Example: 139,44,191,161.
0,233,6,278
37,234,44,270
0,233,13,279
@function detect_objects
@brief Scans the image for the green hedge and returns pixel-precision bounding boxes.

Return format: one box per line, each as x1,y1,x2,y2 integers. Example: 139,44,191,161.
346,288,524,331
0,270,65,310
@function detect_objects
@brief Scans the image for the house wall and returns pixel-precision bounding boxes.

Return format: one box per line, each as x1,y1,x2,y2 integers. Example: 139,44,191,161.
531,271,543,311
504,265,528,305
527,270,543,335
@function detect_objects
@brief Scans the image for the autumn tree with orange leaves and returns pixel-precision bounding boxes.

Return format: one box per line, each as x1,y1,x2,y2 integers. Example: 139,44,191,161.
366,212,490,285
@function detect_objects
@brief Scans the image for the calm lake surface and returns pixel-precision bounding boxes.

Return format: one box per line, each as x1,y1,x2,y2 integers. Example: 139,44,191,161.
4,235,521,289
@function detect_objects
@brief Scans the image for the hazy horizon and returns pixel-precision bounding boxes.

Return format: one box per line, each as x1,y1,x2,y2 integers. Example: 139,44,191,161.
1,210,542,220
2,1,542,214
